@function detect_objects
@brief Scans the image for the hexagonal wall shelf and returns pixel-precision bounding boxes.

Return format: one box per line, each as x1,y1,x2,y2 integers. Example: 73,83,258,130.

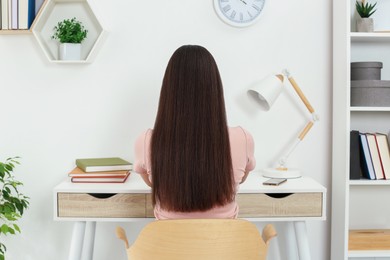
32,0,107,63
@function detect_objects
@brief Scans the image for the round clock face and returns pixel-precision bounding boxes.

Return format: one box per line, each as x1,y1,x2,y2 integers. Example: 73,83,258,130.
214,0,265,27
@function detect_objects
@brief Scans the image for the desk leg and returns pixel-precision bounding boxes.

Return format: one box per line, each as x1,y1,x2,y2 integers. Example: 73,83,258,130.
284,222,298,260
69,221,86,260
294,221,311,260
84,221,96,260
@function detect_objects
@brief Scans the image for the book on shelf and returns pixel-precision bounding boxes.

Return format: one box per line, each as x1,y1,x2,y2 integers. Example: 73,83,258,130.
359,133,376,180
68,167,130,178
1,0,8,29
18,0,28,29
27,0,35,28
71,171,130,183
366,133,385,179
375,133,390,179
34,0,43,15
10,0,17,29
75,157,132,172
350,130,362,180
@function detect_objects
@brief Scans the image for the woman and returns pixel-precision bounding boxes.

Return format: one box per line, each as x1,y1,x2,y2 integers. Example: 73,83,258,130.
134,45,255,219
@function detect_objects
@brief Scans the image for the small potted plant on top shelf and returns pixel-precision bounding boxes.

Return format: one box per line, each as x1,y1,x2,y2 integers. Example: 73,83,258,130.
355,0,377,32
51,17,88,61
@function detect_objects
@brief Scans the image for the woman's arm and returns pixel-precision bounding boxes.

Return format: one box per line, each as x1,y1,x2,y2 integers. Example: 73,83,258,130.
140,172,152,187
240,171,250,184
134,130,153,187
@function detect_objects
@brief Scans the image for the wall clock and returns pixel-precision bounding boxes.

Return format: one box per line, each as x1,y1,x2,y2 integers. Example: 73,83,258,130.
214,0,265,27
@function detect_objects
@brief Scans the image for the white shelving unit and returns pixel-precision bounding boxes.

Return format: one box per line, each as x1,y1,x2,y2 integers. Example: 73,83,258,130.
332,0,390,259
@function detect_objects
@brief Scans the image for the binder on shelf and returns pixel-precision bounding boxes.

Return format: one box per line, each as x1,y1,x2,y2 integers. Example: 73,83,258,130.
375,133,390,179
350,130,362,180
359,133,376,180
366,133,385,179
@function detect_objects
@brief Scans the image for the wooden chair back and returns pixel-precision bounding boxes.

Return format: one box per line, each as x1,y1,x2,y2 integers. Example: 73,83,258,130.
116,219,276,260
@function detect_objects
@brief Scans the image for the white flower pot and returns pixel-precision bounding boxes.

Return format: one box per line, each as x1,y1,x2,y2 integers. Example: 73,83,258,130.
356,17,374,32
59,43,82,60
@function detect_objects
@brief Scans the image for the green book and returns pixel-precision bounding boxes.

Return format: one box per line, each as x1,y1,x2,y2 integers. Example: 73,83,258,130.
75,157,132,172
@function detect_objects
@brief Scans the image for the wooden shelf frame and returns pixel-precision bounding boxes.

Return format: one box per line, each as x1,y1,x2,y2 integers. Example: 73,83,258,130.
32,0,107,63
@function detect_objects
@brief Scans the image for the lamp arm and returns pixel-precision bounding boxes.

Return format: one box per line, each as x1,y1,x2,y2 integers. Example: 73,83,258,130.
277,69,319,169
277,121,315,169
283,69,315,114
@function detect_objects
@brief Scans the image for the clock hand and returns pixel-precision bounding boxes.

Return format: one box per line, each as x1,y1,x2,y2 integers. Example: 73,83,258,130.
239,0,247,4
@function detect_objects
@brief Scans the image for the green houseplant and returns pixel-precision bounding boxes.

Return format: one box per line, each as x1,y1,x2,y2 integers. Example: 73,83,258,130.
355,0,377,32
356,0,377,18
0,157,29,260
51,17,88,60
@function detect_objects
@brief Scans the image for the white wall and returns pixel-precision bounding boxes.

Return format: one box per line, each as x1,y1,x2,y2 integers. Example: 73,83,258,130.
0,0,332,259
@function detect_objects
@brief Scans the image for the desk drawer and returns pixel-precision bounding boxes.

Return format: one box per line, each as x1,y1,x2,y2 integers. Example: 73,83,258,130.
236,193,322,218
146,194,154,218
57,193,146,218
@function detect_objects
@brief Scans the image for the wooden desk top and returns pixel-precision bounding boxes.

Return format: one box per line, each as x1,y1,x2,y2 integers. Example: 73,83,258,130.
54,170,326,194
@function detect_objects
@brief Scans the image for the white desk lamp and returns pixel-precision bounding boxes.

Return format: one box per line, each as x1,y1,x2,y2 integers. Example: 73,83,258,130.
248,69,319,179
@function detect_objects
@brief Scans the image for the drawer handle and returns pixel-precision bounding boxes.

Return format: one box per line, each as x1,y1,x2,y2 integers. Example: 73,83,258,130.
88,193,117,199
265,193,293,199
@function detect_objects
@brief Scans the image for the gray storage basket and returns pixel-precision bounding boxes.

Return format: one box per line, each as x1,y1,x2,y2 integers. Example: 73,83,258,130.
351,80,390,106
351,62,383,80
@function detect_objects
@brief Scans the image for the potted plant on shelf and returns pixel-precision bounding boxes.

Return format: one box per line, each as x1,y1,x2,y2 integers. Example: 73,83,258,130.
51,17,88,61
355,0,377,32
0,157,29,260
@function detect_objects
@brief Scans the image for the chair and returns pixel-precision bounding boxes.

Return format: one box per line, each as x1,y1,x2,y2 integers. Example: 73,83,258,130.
116,219,277,260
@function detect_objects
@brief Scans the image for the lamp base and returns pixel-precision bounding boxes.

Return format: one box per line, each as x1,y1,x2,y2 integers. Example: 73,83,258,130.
261,168,302,179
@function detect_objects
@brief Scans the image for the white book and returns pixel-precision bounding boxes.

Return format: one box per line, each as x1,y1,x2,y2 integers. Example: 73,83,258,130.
360,133,376,180
11,0,17,29
7,0,10,27
2,0,7,29
18,0,28,29
35,0,43,15
366,133,385,179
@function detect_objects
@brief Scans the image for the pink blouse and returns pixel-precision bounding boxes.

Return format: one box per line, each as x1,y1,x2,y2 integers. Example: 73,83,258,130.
133,126,256,219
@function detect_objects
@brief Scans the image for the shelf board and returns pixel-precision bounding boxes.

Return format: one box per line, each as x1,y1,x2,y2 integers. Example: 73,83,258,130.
350,179,390,185
0,29,32,35
350,107,390,112
349,250,390,257
351,32,390,42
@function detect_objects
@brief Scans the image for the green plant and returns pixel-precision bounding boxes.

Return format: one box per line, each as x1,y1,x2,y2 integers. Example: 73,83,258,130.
356,0,377,18
0,157,29,260
51,17,88,44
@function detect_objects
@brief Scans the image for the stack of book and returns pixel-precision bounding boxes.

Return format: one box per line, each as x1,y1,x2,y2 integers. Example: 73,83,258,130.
0,0,41,30
69,157,132,183
350,131,390,180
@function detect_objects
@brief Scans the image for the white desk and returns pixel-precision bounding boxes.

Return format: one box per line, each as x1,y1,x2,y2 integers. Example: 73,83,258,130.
53,171,326,260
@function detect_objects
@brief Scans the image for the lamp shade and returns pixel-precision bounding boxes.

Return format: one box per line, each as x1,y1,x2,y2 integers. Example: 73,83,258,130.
248,74,284,110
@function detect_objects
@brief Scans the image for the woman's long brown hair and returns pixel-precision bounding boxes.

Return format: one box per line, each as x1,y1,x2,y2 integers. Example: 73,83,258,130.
151,45,234,212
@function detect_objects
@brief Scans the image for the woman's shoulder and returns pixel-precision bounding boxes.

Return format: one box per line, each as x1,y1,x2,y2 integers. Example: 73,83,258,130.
137,128,153,138
228,126,253,139
135,129,153,146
